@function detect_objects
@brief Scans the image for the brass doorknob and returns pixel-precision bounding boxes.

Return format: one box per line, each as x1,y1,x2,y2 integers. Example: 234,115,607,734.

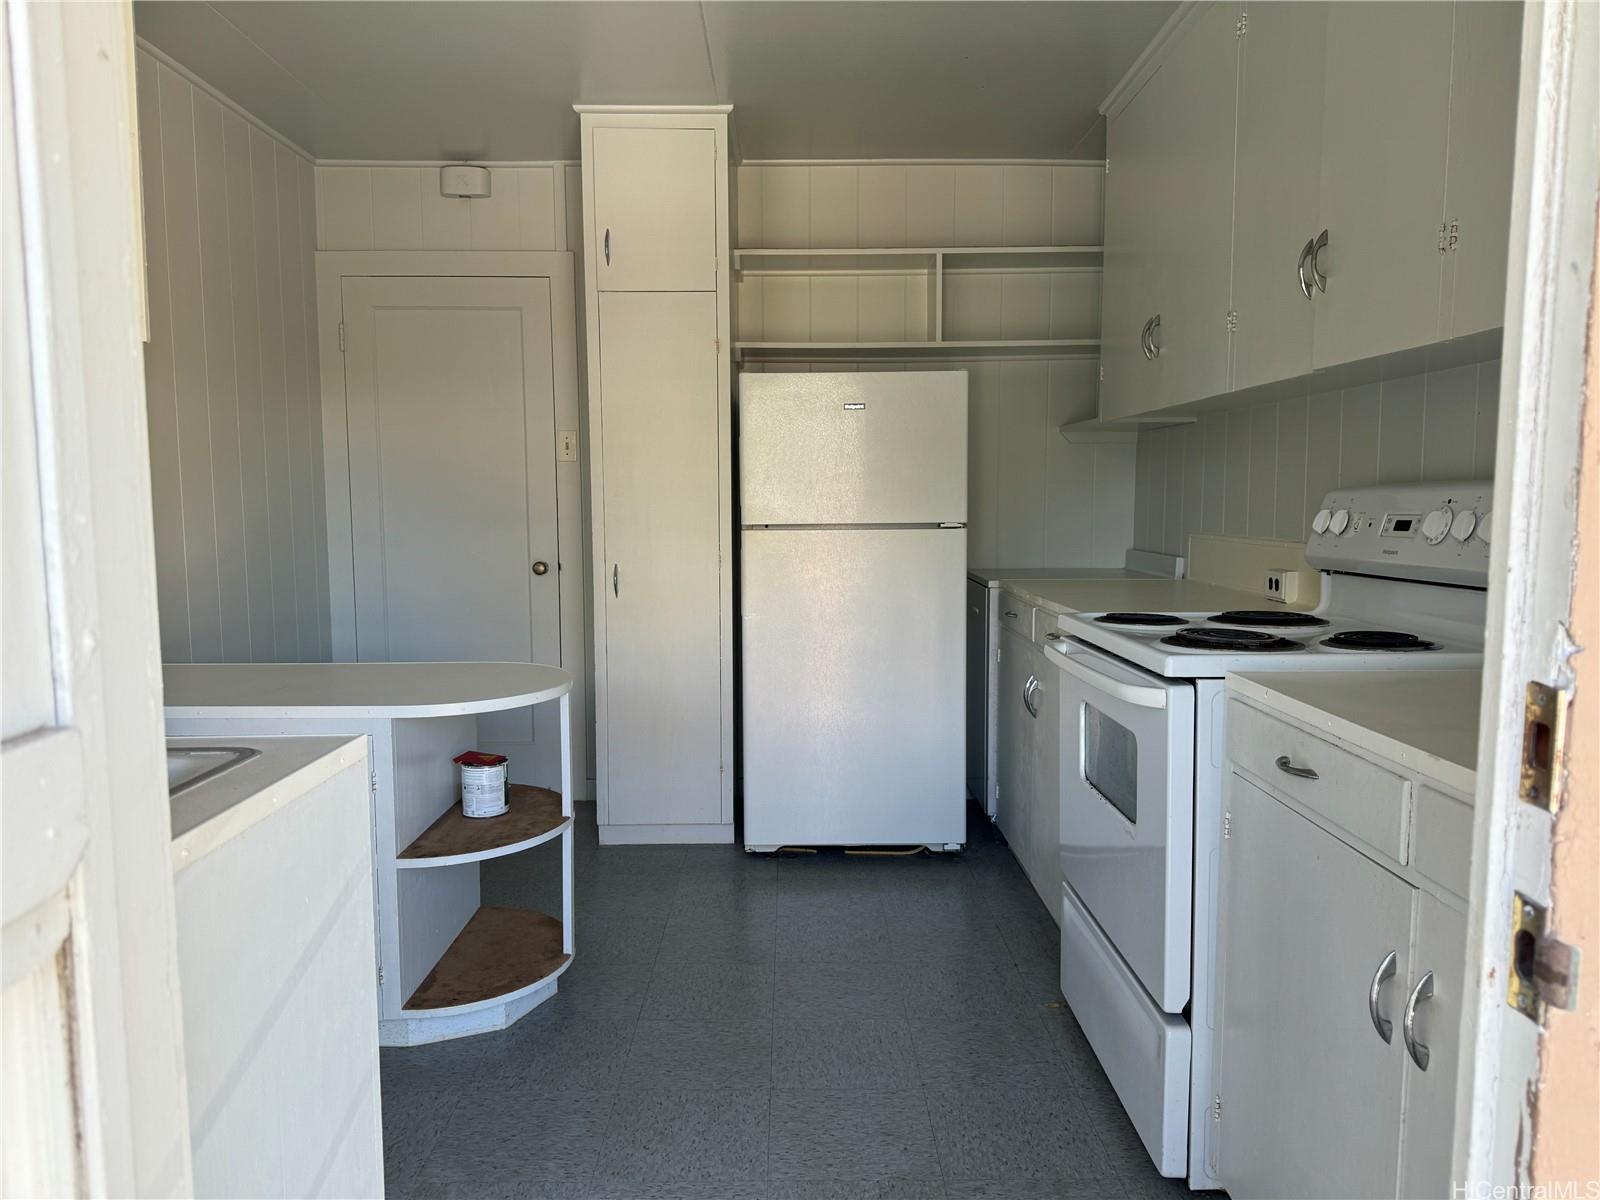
532,561,549,575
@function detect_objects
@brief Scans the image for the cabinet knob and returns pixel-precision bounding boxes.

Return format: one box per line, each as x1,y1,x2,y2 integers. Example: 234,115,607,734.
532,561,549,576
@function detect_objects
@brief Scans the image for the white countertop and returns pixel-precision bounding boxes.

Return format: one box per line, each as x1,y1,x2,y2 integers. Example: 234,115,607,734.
1000,577,1294,617
1228,670,1482,795
968,566,1152,587
163,661,573,719
169,735,368,868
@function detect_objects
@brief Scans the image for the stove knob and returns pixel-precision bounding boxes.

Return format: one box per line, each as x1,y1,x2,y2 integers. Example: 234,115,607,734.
1449,509,1478,542
1421,506,1454,545
1311,508,1333,535
1477,509,1492,544
1329,508,1351,536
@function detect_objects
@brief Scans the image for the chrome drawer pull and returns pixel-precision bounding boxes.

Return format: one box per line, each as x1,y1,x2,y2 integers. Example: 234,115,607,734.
1275,754,1319,780
1369,950,1398,1043
1003,609,1019,619
1297,236,1316,299
1403,971,1435,1070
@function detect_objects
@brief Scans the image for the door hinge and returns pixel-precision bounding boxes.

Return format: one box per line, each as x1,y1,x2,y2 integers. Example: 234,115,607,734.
1225,310,1238,334
1508,893,1582,1021
377,966,385,985
995,646,1002,664
1223,811,1232,840
1212,1094,1223,1121
1519,680,1571,810
1437,223,1449,254
1446,217,1460,252
1103,157,1110,176
338,321,346,352
1098,364,1105,383
1236,11,1247,37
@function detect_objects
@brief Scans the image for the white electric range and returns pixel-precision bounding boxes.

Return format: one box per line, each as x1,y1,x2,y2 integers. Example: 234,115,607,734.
1046,481,1491,1188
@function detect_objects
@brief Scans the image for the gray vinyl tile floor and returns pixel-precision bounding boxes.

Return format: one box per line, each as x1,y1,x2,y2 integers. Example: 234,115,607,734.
380,803,1193,1200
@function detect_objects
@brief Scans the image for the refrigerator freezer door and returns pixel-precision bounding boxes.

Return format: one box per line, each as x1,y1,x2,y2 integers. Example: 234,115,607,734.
739,372,968,526
742,526,966,848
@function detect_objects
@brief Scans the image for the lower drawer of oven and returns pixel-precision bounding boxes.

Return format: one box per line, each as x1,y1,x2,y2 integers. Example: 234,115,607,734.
1060,881,1190,1177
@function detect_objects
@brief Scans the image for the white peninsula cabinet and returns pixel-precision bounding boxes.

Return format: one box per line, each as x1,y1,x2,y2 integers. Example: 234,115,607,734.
994,593,1065,919
1100,1,1521,421
577,106,735,844
1213,673,1478,1200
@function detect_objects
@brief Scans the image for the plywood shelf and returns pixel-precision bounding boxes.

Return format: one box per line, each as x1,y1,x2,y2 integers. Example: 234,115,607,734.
403,907,570,1012
396,784,569,868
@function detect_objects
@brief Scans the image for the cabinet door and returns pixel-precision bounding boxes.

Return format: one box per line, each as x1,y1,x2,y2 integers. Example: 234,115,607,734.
1398,895,1468,1200
1230,1,1327,392
1215,774,1413,1200
995,624,1033,850
1149,1,1242,410
1312,1,1453,368
966,579,988,807
1099,65,1168,421
592,126,718,292
597,291,723,824
1026,642,1062,916
1440,2,1522,341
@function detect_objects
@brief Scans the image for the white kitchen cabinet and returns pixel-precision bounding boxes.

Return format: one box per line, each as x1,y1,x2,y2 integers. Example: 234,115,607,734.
1098,56,1168,422
1398,894,1469,1200
1311,1,1455,369
994,599,1064,920
995,618,1033,855
592,124,719,292
1214,773,1412,1200
1146,0,1240,412
1229,1,1327,392
1439,2,1523,341
579,107,734,843
1024,633,1062,917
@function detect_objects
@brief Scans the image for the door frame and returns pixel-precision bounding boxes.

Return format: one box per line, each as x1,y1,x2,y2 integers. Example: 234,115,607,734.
1458,0,1598,1190
313,251,586,796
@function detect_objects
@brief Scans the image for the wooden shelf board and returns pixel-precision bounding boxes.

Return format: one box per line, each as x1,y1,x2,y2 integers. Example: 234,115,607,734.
403,907,569,1012
397,783,568,867
734,244,1103,259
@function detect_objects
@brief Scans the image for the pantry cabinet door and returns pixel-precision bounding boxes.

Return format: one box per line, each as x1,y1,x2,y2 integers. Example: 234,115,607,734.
1148,0,1241,411
596,291,724,825
1215,774,1413,1200
1099,65,1168,421
1312,1,1453,369
1025,641,1062,918
1440,2,1523,341
592,126,718,292
1229,1,1326,392
1398,895,1469,1200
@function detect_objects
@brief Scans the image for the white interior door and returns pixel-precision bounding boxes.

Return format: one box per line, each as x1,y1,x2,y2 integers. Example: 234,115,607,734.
592,125,718,292
596,291,723,827
341,276,560,752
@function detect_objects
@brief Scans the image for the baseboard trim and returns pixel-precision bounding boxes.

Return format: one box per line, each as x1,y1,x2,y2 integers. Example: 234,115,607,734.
598,823,735,845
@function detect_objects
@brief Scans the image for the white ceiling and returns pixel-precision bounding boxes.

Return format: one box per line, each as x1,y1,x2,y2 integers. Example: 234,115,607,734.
133,1,1175,162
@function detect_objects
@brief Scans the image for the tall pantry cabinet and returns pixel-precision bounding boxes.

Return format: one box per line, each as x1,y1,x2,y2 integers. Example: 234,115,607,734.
577,106,735,844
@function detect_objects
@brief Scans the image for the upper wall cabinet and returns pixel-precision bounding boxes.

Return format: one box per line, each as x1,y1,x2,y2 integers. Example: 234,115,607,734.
592,125,720,292
1101,1,1520,422
1100,1,1239,422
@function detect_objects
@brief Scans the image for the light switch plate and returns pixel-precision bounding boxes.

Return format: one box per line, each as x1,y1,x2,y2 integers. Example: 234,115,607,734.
558,430,578,462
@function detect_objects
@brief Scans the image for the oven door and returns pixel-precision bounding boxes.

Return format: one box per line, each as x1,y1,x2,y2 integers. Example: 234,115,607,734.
1048,637,1195,1013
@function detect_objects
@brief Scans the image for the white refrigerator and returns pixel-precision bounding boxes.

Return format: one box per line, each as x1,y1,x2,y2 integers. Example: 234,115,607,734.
739,371,968,851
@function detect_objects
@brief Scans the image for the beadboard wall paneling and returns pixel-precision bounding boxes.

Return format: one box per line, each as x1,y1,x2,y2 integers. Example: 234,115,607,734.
742,359,1130,568
737,161,1105,249
314,164,570,250
1131,359,1502,557
137,50,329,664
736,160,1129,571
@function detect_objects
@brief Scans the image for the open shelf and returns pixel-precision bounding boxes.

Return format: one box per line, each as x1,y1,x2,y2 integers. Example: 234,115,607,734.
737,338,1099,362
396,784,569,868
403,906,569,1013
734,244,1103,271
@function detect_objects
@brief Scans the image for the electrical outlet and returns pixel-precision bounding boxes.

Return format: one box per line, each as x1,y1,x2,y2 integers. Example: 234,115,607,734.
1264,570,1301,604
558,430,578,462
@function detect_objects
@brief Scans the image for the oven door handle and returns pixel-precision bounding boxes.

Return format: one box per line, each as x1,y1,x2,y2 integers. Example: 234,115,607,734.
1044,644,1168,710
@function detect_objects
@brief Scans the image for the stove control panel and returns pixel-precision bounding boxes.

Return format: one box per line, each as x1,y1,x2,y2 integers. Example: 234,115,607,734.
1306,481,1492,587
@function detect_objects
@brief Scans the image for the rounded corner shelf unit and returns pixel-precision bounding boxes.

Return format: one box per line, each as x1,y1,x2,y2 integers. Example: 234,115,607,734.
401,906,572,1016
397,784,571,868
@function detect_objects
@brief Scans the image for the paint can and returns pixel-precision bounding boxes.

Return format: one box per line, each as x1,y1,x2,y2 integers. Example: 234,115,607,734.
453,751,509,818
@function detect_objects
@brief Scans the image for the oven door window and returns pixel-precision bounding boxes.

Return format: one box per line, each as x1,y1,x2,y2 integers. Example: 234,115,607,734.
1084,703,1138,823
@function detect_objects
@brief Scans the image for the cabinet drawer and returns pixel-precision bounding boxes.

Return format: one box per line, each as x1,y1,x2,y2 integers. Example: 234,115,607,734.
1411,786,1473,900
1226,699,1410,861
997,595,1033,640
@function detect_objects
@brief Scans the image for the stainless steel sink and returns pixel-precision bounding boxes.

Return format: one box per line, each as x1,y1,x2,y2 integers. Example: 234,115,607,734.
167,746,260,797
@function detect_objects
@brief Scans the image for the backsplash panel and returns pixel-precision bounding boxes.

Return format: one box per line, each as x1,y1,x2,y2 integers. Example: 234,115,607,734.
1132,359,1501,558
